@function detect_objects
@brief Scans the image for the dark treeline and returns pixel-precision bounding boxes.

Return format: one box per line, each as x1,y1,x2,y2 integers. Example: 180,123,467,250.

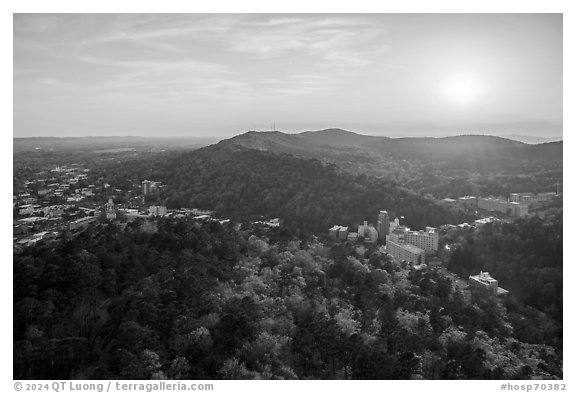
14,218,561,380
446,213,563,323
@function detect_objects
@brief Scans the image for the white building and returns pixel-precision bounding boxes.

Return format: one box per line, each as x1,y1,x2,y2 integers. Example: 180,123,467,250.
387,240,426,265
389,218,401,233
478,197,528,217
18,204,35,216
474,217,499,226
387,226,408,245
458,196,478,207
387,225,438,254
357,221,378,243
106,199,117,220
149,205,168,217
329,225,349,241
404,226,438,254
468,271,508,296
263,218,280,227
142,180,152,195
69,216,97,230
510,192,557,205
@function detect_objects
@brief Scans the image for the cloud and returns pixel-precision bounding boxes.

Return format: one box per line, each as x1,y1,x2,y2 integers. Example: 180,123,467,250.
14,14,59,33
66,15,390,101
36,77,58,85
15,15,392,110
76,15,386,70
77,14,232,50
228,15,384,60
77,55,227,74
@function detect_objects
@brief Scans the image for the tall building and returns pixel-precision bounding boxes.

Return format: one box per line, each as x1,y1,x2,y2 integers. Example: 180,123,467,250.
105,198,117,220
377,210,390,241
142,180,152,195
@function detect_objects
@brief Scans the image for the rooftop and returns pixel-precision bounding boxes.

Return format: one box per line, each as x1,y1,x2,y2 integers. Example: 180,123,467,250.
389,240,425,254
470,271,497,283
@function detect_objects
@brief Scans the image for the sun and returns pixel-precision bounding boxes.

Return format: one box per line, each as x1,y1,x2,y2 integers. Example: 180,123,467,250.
441,73,483,105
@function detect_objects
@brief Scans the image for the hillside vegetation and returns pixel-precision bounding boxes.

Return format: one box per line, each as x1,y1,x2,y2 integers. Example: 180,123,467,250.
14,219,562,379
150,146,473,232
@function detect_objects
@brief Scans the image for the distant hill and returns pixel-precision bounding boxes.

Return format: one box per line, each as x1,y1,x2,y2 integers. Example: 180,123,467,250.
502,134,563,144
13,136,217,153
210,129,562,198
299,128,381,146
219,129,561,161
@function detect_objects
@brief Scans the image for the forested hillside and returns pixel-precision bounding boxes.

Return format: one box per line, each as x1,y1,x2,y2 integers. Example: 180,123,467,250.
446,213,563,322
14,218,562,379
216,130,563,197
155,146,473,231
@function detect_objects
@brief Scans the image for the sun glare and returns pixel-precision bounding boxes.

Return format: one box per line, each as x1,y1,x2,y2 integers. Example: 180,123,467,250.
441,74,483,105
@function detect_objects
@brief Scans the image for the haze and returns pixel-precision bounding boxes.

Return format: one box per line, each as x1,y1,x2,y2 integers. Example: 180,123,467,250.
13,13,562,138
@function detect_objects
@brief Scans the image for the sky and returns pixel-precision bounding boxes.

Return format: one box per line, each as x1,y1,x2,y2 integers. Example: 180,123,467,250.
13,13,563,138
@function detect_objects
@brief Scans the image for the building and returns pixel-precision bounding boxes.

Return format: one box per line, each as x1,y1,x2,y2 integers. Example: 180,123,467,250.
478,197,528,217
149,205,168,217
468,271,498,292
43,206,64,218
510,192,557,206
468,271,509,297
388,226,408,244
387,225,438,254
404,226,439,254
458,196,478,207
106,199,117,220
474,217,499,226
18,204,35,216
365,226,379,243
357,221,378,243
387,240,426,265
263,218,280,227
389,218,401,233
142,180,152,195
254,218,281,227
69,216,97,231
376,210,390,241
329,225,349,241
478,197,507,213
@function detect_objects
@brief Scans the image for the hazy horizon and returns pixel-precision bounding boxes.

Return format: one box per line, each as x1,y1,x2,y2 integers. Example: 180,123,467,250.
11,127,564,145
14,14,562,138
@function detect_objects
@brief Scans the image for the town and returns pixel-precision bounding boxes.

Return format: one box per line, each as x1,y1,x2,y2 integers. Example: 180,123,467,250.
13,160,560,277
327,187,561,299
12,163,219,251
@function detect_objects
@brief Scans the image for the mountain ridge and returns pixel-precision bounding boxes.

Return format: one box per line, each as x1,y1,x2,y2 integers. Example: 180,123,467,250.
199,128,561,198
